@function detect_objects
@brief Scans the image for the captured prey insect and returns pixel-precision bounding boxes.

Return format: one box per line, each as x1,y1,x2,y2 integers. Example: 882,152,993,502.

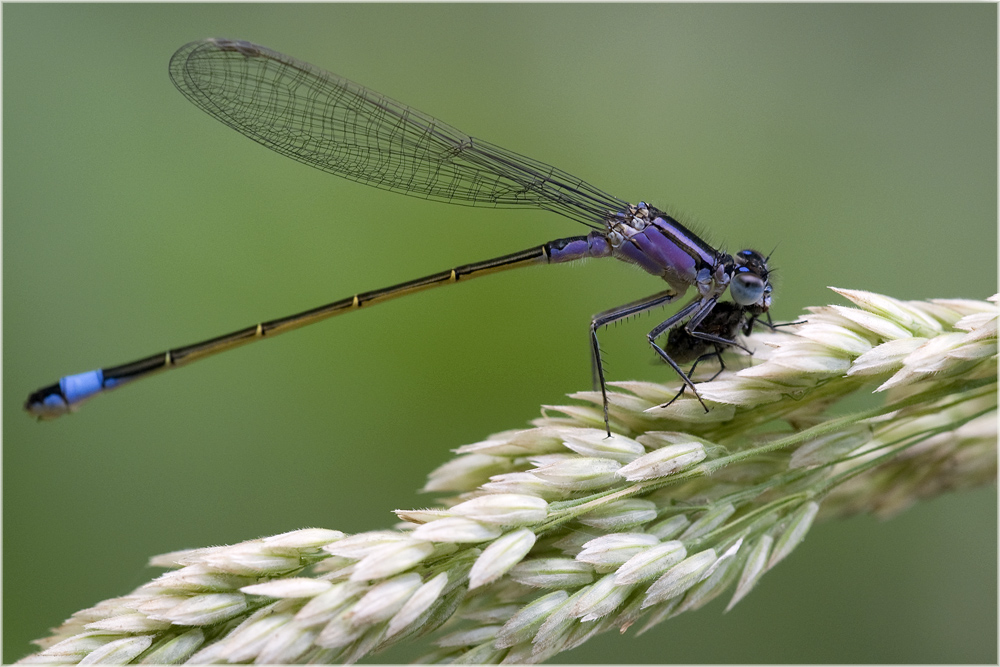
25,38,773,434
660,300,765,407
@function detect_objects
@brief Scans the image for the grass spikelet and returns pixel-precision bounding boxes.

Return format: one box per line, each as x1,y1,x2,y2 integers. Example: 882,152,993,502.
19,289,996,664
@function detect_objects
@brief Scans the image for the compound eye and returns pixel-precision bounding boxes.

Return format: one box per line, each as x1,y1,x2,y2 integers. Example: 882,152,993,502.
731,268,766,306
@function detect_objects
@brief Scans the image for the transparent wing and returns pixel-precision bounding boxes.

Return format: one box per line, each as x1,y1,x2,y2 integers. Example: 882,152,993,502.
169,39,627,229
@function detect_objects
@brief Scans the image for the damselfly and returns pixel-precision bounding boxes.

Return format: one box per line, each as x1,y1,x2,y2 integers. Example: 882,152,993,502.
25,39,773,434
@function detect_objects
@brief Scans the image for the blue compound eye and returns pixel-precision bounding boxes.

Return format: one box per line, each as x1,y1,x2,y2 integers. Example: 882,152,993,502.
731,268,766,306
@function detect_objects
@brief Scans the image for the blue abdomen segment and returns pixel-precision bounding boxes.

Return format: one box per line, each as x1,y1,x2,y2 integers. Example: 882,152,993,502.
25,369,115,419
26,350,175,419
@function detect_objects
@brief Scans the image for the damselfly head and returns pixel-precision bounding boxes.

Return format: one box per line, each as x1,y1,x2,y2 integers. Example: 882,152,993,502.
730,249,771,312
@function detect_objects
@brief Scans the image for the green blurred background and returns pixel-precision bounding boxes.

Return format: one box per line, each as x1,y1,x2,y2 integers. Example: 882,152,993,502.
4,4,996,663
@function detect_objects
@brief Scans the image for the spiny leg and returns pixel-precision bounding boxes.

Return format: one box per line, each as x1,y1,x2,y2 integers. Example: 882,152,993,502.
662,345,728,407
645,298,723,412
589,290,680,435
